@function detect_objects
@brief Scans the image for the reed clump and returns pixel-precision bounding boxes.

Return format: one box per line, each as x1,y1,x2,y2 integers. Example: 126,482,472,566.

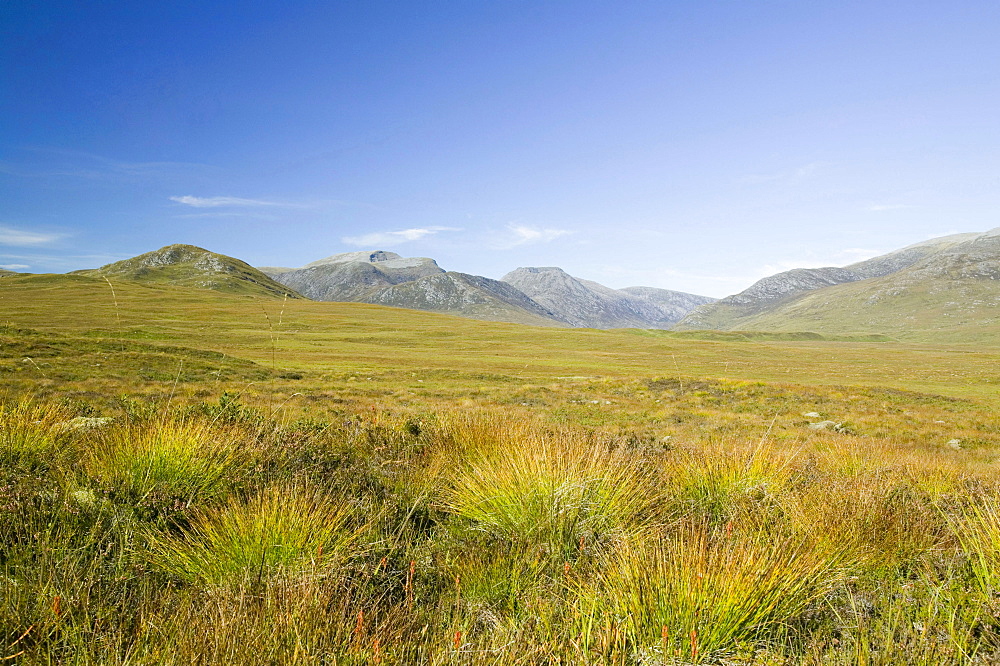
85,419,251,515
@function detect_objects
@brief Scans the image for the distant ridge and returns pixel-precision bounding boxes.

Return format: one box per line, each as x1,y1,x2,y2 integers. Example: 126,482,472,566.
262,250,565,325
264,252,715,328
83,244,301,299
502,266,715,329
676,229,1000,341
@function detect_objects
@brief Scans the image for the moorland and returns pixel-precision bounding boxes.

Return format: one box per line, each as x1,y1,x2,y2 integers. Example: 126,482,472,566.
3,270,1000,664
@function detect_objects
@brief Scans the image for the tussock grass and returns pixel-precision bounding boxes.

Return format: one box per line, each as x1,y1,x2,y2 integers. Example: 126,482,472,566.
438,411,662,554
583,516,851,662
85,419,250,512
662,438,798,523
788,474,946,575
145,483,362,585
4,395,1000,663
0,397,71,470
948,494,1000,600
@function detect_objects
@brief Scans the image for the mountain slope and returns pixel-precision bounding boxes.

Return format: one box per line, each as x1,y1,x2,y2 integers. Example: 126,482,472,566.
678,229,1000,341
619,286,718,325
263,251,565,325
365,272,568,326
263,251,445,301
83,244,302,298
677,233,978,331
502,267,714,329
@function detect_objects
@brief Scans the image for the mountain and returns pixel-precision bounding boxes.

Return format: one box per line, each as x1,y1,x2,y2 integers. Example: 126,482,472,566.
365,272,569,326
501,266,715,329
262,251,566,326
619,286,720,325
261,251,445,301
676,230,1000,341
82,244,302,298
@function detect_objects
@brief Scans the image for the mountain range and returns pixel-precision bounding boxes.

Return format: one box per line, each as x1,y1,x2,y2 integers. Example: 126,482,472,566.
261,251,714,328
23,226,1000,340
676,229,1000,341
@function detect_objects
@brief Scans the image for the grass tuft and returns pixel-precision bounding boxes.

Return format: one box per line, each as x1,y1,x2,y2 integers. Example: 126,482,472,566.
86,419,249,512
584,516,850,662
144,483,362,586
439,411,661,554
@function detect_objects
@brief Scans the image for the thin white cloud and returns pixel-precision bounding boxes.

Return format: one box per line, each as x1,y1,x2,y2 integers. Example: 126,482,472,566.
0,225,65,247
174,212,276,219
0,264,29,270
499,224,573,249
867,204,916,212
1,148,219,181
754,248,885,278
741,162,824,185
341,226,460,247
170,195,289,208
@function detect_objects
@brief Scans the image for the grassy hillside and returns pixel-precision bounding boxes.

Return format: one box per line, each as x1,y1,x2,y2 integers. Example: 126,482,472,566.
728,272,1000,343
2,272,1000,405
4,273,1000,663
677,231,1000,341
80,244,302,299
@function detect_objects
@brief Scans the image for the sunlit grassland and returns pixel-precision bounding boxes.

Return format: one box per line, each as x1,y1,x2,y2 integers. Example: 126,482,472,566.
4,273,1000,663
3,273,1000,406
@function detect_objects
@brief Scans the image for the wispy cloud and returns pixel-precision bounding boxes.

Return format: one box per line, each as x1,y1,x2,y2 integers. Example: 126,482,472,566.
867,204,916,212
170,195,290,208
0,148,218,181
0,225,65,247
496,224,573,249
755,248,884,277
0,264,29,270
0,251,119,272
741,162,824,185
341,226,460,247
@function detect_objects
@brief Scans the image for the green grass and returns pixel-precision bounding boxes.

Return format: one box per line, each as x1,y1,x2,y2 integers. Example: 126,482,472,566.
439,411,661,555
145,483,361,585
584,517,851,662
4,273,1000,662
688,269,1000,343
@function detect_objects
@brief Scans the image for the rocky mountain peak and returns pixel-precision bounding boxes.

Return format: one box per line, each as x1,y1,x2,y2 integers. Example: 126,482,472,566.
304,250,404,268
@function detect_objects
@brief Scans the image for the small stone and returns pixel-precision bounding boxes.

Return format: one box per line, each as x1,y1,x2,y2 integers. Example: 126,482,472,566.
69,489,98,506
802,412,821,418
946,439,963,450
59,416,113,432
808,420,841,431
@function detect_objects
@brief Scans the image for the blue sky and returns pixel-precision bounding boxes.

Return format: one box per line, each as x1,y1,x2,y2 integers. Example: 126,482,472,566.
2,1,998,296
